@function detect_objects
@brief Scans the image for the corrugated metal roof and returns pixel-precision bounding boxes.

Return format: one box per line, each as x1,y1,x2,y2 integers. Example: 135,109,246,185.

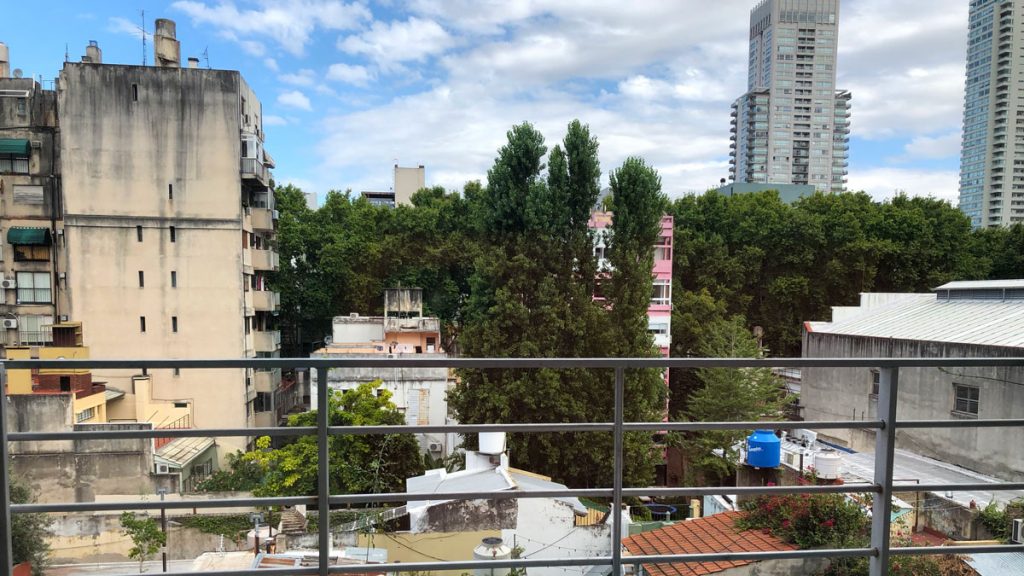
809,295,1024,349
407,465,588,515
156,436,215,467
935,279,1024,290
964,552,1024,575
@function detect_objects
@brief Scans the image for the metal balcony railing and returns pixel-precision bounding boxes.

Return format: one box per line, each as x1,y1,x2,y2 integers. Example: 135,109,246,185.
2,357,1024,576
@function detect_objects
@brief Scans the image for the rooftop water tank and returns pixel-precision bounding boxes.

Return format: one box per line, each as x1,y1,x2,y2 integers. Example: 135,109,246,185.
814,450,842,480
479,432,506,455
473,537,512,576
746,429,781,469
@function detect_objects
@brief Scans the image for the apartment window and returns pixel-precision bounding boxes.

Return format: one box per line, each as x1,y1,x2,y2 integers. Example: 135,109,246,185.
16,272,50,303
254,392,272,412
953,384,980,417
651,280,671,306
649,322,670,336
140,316,146,333
136,225,143,242
168,183,173,200
174,401,187,408
17,315,52,344
75,407,96,423
169,226,176,242
0,153,29,174
13,244,48,261
426,337,437,353
138,270,145,288
132,83,138,102
60,376,72,392
172,316,178,333
870,369,880,397
173,368,181,377
171,271,177,288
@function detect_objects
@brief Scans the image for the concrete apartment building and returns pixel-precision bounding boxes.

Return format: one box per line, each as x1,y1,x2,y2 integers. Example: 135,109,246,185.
0,20,285,457
801,280,1024,482
958,0,1024,228
729,0,850,192
360,164,427,207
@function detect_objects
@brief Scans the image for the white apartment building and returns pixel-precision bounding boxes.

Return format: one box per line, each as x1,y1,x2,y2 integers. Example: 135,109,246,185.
729,0,850,192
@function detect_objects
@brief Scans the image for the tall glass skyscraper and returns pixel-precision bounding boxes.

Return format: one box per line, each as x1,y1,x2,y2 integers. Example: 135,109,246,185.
958,0,1022,228
729,0,850,192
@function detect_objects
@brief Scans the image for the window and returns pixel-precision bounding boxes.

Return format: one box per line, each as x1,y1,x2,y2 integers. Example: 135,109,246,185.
649,322,669,336
75,407,96,423
132,83,138,102
13,244,48,261
254,392,272,412
953,384,980,416
870,369,880,397
140,316,146,333
171,271,177,288
173,401,188,408
172,316,178,333
136,225,143,242
653,246,671,261
169,226,176,242
651,280,671,306
18,315,53,344
168,183,173,200
426,337,436,352
138,270,145,288
16,272,50,303
60,376,71,392
173,368,181,377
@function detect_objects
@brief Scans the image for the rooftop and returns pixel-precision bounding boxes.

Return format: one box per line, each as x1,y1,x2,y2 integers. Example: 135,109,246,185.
622,510,796,576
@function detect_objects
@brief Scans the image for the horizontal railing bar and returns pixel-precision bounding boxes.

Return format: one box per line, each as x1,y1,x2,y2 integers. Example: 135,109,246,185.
897,418,1024,429
101,569,319,576
912,482,1024,492
6,357,1024,370
626,420,882,431
12,496,316,514
626,548,874,563
621,483,878,497
327,423,614,434
890,544,1024,556
8,426,317,441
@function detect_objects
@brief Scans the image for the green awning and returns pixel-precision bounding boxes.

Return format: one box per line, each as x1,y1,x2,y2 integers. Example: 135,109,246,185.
7,227,52,245
0,139,30,155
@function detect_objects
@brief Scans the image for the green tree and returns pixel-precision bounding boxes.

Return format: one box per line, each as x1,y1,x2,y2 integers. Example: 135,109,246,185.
243,381,424,496
677,317,792,483
119,512,166,573
10,476,51,575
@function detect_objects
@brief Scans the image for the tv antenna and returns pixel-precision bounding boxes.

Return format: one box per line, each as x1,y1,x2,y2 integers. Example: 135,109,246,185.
202,46,210,69
139,9,147,65
65,43,69,63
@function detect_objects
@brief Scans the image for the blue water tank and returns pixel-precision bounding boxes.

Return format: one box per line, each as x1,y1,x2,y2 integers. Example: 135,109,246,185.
746,429,781,468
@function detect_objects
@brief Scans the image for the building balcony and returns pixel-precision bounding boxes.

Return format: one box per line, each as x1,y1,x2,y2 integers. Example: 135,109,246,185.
251,248,279,271
253,329,281,352
254,367,281,393
251,207,276,231
253,290,280,312
240,157,269,187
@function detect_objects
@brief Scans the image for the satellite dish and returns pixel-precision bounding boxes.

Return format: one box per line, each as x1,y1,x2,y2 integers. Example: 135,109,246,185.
12,68,23,78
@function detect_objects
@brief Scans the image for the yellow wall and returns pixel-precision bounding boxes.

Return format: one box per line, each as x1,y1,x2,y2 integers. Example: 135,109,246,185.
72,390,107,423
358,530,499,575
5,345,92,393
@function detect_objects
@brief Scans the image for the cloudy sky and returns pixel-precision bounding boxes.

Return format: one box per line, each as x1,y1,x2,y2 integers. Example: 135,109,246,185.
4,0,967,204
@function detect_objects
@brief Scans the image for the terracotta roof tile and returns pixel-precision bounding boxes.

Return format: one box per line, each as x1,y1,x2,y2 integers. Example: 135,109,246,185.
622,511,796,576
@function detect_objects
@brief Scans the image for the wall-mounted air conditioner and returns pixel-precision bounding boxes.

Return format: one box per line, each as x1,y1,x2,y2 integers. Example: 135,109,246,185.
1012,518,1023,544
3,318,18,329
156,463,169,474
428,442,442,453
0,279,15,289
30,141,42,149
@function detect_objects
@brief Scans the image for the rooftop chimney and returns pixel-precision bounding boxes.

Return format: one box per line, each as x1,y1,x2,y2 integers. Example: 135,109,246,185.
187,57,200,69
154,19,181,68
82,40,102,64
0,42,10,78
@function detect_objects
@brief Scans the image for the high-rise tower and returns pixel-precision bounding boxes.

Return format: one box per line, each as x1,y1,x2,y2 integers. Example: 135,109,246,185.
729,0,850,192
958,0,1023,228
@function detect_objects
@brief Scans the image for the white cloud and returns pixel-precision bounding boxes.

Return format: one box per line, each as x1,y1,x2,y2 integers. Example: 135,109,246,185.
278,90,312,111
326,63,374,87
847,168,960,204
108,16,150,40
172,0,371,56
848,65,965,139
264,115,289,126
894,132,962,162
280,69,317,86
264,58,280,71
338,17,453,70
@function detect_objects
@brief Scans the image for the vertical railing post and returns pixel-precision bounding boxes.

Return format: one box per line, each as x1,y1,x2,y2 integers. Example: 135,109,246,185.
316,367,330,576
869,366,899,576
0,362,13,576
612,367,624,576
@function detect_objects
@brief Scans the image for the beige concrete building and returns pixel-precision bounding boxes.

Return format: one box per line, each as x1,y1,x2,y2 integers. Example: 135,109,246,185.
1,22,287,458
394,164,425,205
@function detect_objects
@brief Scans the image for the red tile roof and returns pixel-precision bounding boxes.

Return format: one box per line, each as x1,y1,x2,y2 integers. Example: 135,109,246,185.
622,511,796,576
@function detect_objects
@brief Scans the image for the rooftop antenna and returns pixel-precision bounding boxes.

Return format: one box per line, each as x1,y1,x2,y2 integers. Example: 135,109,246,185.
139,9,147,66
202,46,210,69
65,43,69,63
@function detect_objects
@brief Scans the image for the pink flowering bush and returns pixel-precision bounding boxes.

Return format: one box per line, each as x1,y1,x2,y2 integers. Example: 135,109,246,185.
737,493,868,549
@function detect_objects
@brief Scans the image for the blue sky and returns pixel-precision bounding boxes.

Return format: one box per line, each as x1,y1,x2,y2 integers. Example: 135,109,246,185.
2,0,967,204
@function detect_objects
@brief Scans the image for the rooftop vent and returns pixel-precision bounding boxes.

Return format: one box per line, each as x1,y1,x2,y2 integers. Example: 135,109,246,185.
934,280,1024,302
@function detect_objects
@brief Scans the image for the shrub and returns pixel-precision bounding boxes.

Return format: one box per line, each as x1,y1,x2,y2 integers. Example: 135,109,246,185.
738,493,868,549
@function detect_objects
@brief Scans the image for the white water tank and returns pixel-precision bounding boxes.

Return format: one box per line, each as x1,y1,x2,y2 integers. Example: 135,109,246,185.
473,537,512,576
814,450,842,480
479,432,506,455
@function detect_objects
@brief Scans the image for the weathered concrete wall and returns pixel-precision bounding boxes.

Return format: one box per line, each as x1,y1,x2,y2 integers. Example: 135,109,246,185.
802,333,1024,480
57,62,251,454
504,499,609,576
413,498,518,533
917,494,982,540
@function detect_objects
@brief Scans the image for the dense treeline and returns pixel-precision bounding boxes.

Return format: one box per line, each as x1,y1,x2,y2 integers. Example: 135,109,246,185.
271,121,1024,485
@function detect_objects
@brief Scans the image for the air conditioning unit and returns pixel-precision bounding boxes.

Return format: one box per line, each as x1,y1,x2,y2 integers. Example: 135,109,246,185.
1012,519,1024,544
30,141,42,149
428,442,442,453
3,319,17,329
156,463,170,474
0,279,15,289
